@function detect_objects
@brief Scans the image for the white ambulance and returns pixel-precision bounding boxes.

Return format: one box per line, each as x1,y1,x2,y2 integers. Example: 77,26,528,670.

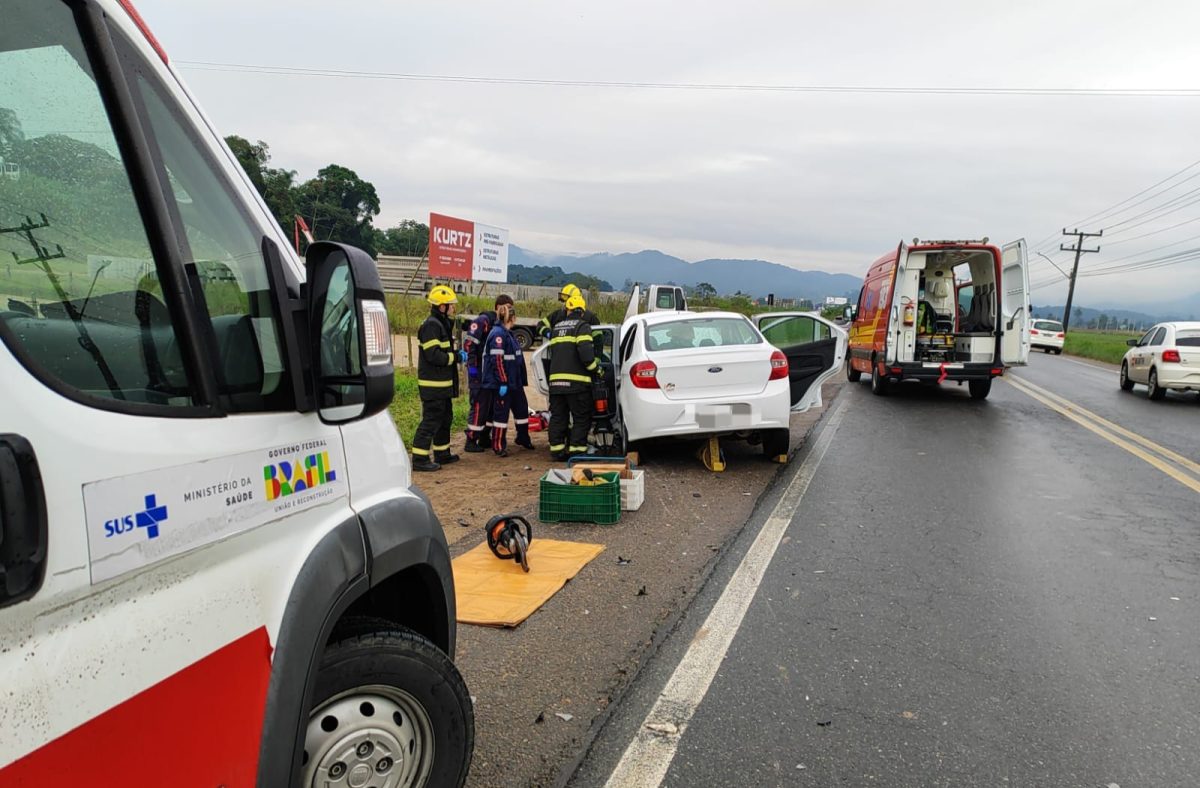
0,2,472,786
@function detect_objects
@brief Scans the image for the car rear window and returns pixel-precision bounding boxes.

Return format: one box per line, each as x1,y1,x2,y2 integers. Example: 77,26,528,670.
645,317,762,351
1176,329,1200,347
1032,320,1063,331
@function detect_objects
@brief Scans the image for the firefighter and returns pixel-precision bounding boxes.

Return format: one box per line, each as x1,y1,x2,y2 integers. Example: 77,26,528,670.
462,297,505,452
547,293,597,461
538,283,600,382
412,285,462,472
481,300,533,456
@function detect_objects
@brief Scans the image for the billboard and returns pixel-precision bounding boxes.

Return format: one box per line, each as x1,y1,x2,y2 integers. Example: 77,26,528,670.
428,213,509,283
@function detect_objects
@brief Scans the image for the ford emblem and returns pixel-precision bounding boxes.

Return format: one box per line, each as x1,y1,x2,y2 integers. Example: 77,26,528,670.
708,366,723,373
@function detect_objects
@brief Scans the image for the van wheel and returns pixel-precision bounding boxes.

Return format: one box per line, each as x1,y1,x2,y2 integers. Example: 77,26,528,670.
846,357,862,382
762,428,789,461
870,361,890,396
1147,368,1166,401
968,379,992,400
1120,361,1134,391
303,628,474,788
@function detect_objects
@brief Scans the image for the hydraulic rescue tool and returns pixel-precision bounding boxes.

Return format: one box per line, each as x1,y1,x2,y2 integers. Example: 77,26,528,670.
485,513,533,572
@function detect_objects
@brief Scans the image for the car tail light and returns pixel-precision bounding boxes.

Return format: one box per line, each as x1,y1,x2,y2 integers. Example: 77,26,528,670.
118,0,170,64
1030,328,1039,335
1056,333,1064,338
630,360,659,389
769,350,789,380
1162,349,1181,363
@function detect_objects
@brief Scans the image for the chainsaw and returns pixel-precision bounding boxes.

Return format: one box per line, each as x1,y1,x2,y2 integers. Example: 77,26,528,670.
485,513,533,572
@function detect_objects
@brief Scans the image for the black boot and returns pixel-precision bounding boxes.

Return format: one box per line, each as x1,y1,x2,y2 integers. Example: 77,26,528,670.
464,441,486,453
515,432,534,450
435,452,460,465
412,457,441,472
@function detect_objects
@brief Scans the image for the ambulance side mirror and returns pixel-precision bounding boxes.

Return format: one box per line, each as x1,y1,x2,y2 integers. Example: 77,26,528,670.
305,242,394,425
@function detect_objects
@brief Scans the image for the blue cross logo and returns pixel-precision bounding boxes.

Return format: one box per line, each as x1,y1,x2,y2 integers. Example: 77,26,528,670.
135,494,168,539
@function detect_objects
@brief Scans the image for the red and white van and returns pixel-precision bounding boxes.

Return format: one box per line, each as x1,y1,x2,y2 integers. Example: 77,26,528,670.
846,239,1031,399
0,2,472,785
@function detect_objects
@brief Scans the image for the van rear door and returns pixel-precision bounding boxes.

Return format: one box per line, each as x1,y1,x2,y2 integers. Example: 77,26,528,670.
884,241,906,364
1000,239,1031,365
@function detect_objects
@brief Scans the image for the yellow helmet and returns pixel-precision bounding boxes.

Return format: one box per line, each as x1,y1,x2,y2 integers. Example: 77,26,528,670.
565,293,586,312
559,283,581,302
427,284,458,306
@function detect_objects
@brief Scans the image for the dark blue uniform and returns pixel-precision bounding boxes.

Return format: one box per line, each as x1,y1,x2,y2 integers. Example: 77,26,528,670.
462,310,496,448
482,323,531,456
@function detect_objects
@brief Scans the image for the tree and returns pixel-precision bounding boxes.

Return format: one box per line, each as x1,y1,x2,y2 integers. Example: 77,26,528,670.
694,282,717,299
224,135,298,238
0,107,23,155
295,164,381,256
375,219,428,257
1097,313,1109,331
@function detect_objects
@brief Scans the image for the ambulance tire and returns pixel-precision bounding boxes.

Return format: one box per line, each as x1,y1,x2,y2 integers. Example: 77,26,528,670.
304,627,474,788
869,360,890,396
762,428,789,460
846,357,862,382
969,379,992,400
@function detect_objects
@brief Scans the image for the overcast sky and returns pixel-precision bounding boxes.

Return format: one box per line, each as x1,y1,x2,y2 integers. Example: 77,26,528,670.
138,0,1200,309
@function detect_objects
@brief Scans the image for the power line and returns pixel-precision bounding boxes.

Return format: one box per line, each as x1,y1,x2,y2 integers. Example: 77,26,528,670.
174,61,1200,97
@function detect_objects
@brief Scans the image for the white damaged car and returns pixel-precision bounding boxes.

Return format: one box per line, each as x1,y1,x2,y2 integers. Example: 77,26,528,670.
532,310,845,459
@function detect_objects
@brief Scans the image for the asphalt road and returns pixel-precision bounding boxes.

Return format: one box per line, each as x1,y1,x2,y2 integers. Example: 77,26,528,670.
571,361,1200,787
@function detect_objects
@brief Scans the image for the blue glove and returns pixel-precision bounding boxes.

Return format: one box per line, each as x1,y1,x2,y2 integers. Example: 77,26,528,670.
458,349,468,363
499,385,508,397
467,365,479,379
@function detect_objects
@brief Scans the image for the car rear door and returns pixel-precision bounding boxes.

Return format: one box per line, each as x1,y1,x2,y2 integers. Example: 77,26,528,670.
754,312,847,411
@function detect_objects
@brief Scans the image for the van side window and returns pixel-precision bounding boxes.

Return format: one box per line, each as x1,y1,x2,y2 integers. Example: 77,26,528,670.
0,1,197,409
129,64,292,412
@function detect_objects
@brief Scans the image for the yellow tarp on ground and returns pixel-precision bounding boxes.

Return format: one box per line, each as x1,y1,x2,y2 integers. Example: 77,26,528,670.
453,538,605,627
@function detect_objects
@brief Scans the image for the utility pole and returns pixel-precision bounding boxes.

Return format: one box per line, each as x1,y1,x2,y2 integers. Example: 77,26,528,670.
1059,227,1102,333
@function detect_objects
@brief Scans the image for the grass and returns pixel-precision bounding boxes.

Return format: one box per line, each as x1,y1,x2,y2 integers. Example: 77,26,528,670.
388,369,470,445
1063,329,1139,365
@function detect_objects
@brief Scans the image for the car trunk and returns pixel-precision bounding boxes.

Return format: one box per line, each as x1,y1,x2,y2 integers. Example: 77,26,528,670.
654,347,769,401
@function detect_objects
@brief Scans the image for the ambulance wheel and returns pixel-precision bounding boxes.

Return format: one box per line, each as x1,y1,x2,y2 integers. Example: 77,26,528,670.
1120,361,1134,391
303,627,474,788
846,357,862,382
969,379,992,400
870,360,890,396
762,428,789,460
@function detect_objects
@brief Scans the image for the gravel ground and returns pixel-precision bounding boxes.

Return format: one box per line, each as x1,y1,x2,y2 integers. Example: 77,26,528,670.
415,379,846,787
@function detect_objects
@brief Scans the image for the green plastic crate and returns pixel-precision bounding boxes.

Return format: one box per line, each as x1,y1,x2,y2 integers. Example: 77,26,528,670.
539,471,622,524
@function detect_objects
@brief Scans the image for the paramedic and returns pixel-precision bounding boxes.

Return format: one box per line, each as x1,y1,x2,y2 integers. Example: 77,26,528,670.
463,298,503,451
482,300,533,456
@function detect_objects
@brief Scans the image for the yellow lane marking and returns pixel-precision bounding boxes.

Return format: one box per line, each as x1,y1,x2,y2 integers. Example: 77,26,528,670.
1005,376,1200,494
1010,375,1200,476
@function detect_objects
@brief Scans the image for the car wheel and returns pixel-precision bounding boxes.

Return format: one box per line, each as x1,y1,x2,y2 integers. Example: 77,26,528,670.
870,359,890,396
846,356,862,382
1147,368,1166,401
303,627,474,788
968,379,992,400
1120,361,1134,391
762,428,789,461
513,327,535,351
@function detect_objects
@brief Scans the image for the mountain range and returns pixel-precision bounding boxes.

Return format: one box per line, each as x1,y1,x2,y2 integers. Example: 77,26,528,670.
509,246,861,302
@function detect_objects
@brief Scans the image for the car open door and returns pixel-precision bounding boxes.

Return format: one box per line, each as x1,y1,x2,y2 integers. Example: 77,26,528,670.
755,312,847,412
529,323,619,398
1000,238,1031,366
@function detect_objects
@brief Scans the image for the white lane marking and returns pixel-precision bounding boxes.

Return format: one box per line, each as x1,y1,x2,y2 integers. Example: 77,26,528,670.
603,399,849,788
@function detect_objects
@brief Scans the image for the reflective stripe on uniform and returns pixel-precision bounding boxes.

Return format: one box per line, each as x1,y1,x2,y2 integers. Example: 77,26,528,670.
421,338,451,350
418,379,454,387
585,360,598,371
411,447,431,456
568,445,588,453
432,443,450,451
549,443,566,451
514,418,528,425
549,335,592,345
550,372,592,383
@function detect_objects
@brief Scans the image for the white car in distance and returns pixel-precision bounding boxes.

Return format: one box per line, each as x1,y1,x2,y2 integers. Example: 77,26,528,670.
1030,319,1065,354
532,310,846,459
1120,321,1200,400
